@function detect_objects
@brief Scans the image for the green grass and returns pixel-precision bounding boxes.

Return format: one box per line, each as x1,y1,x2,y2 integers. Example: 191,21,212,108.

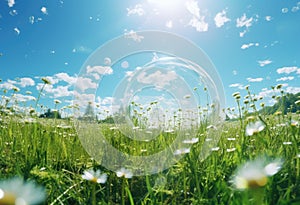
0,88,300,204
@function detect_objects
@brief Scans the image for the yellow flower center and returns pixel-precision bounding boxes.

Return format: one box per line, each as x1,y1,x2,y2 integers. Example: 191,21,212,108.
91,177,98,183
0,191,17,205
247,176,268,188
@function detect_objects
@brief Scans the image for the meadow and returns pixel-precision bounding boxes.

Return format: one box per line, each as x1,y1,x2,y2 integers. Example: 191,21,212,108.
0,83,299,205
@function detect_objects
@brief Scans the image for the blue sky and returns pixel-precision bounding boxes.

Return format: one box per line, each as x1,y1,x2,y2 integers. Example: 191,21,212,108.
0,0,300,117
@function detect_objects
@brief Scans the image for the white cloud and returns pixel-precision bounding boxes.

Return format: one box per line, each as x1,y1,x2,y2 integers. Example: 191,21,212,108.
7,0,15,7
276,76,294,81
241,42,259,50
0,81,15,90
14,94,36,102
86,65,113,75
124,30,144,42
97,96,114,105
127,4,145,16
236,14,253,28
258,59,272,67
73,92,96,108
277,66,298,74
137,70,177,88
229,83,244,89
186,0,200,18
247,77,263,82
188,16,208,32
19,77,35,87
54,73,77,85
186,0,208,32
166,20,173,28
51,85,73,98
214,10,230,28
286,86,300,94
41,7,48,15
239,30,247,37
75,77,98,92
5,77,35,88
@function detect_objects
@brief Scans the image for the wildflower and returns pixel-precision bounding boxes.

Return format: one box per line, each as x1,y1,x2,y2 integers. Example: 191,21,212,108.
183,138,199,144
211,147,220,151
82,169,107,184
276,84,283,90
246,116,255,121
116,168,133,179
291,120,299,127
245,120,265,136
232,92,240,97
41,77,51,85
283,141,292,145
54,99,61,104
231,157,283,190
174,148,191,155
0,177,45,205
226,148,236,152
274,111,282,116
12,87,20,92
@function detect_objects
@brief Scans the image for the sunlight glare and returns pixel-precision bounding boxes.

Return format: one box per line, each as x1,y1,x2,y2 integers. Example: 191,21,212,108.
148,0,183,10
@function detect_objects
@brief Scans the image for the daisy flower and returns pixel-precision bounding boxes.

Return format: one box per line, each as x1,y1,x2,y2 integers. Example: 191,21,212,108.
116,168,133,179
0,177,45,205
174,148,191,155
82,169,107,184
183,137,199,144
231,157,283,190
245,120,265,136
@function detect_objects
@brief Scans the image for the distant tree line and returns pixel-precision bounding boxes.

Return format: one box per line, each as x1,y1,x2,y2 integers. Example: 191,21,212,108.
260,92,300,115
39,108,61,119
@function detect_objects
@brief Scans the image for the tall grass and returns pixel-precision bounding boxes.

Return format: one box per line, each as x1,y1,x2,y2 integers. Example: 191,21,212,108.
0,84,299,204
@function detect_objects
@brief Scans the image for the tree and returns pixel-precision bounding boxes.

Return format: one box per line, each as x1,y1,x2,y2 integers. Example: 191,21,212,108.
82,102,95,121
39,108,61,119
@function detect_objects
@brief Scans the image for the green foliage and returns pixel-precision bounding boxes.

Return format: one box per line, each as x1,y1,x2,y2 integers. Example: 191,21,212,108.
39,108,62,119
261,92,300,115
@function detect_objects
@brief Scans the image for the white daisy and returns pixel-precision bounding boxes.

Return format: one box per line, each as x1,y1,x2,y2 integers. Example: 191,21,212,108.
245,120,265,136
231,157,283,190
116,168,133,179
0,178,45,205
82,169,107,184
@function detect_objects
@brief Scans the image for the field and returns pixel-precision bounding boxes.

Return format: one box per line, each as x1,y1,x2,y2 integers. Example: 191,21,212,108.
0,87,300,205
